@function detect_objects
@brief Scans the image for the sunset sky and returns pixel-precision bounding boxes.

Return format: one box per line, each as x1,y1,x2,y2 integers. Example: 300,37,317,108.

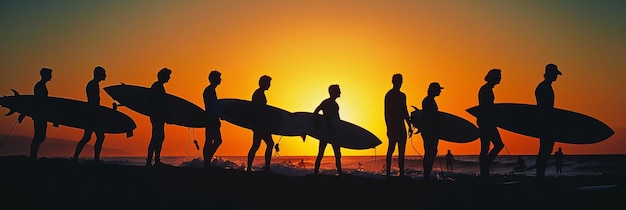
1,0,625,158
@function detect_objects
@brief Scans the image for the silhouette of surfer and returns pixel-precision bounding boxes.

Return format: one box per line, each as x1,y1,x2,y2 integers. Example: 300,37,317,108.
203,70,223,169
535,63,562,179
30,67,52,160
477,69,505,180
298,158,305,168
384,74,412,177
421,82,443,180
554,147,564,173
313,84,343,176
446,149,454,172
73,66,107,163
146,68,172,167
247,75,275,172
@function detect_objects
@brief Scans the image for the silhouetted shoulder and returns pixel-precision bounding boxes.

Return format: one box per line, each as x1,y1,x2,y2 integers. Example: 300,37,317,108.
252,89,266,104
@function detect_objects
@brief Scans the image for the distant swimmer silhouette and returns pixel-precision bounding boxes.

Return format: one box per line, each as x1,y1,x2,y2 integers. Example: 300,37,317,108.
73,66,107,163
31,68,52,160
146,68,172,167
420,82,443,180
446,149,454,172
203,70,223,169
554,147,564,173
535,63,561,179
384,74,412,177
298,158,305,168
477,69,504,180
313,84,343,176
247,75,275,172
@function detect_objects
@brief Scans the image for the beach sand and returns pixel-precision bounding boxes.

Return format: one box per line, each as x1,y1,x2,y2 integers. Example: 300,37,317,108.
1,155,624,210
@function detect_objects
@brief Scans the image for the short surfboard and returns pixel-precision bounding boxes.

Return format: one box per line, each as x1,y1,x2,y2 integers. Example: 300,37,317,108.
410,106,479,143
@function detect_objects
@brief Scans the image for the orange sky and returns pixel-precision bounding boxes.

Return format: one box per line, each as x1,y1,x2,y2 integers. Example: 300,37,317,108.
1,1,625,157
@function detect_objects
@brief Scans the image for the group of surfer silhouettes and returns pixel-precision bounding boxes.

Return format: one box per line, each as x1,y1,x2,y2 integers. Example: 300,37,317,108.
382,63,563,181
26,63,563,181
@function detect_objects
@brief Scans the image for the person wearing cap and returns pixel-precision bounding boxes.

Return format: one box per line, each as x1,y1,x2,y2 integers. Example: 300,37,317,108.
73,66,107,163
477,69,505,181
384,74,413,177
31,67,52,160
534,63,562,179
146,68,172,167
421,82,443,180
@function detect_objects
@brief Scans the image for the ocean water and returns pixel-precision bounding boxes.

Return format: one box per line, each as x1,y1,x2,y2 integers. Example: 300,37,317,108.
97,154,626,179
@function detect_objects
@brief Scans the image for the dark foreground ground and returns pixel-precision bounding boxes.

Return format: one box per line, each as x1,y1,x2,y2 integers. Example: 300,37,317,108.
1,155,625,210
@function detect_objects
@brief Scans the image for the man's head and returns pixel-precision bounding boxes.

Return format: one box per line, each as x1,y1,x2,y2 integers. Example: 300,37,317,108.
427,82,443,96
40,68,52,81
392,73,403,87
485,69,501,84
94,66,106,81
544,63,562,82
259,75,271,90
208,70,221,85
157,68,172,83
329,84,341,98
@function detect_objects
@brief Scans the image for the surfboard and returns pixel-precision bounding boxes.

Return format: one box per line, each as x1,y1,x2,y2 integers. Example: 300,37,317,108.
0,89,136,137
409,106,479,143
292,112,382,149
208,98,308,136
104,83,209,128
465,103,614,144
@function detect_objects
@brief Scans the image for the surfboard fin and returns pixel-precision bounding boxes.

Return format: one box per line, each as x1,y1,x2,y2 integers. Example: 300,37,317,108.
126,131,134,138
18,113,25,123
53,122,59,127
300,134,306,142
10,89,20,96
5,109,15,116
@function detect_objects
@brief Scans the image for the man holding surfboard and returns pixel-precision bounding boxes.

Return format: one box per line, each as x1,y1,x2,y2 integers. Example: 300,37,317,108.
535,63,562,179
146,68,172,167
313,84,343,176
203,70,223,169
421,82,443,180
384,74,412,177
477,69,505,181
247,75,275,172
73,66,107,163
30,67,52,160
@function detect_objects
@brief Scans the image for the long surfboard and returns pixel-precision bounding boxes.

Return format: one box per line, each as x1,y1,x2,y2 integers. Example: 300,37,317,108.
104,83,209,128
466,103,614,144
209,98,308,136
292,112,382,149
409,106,479,143
0,89,136,137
